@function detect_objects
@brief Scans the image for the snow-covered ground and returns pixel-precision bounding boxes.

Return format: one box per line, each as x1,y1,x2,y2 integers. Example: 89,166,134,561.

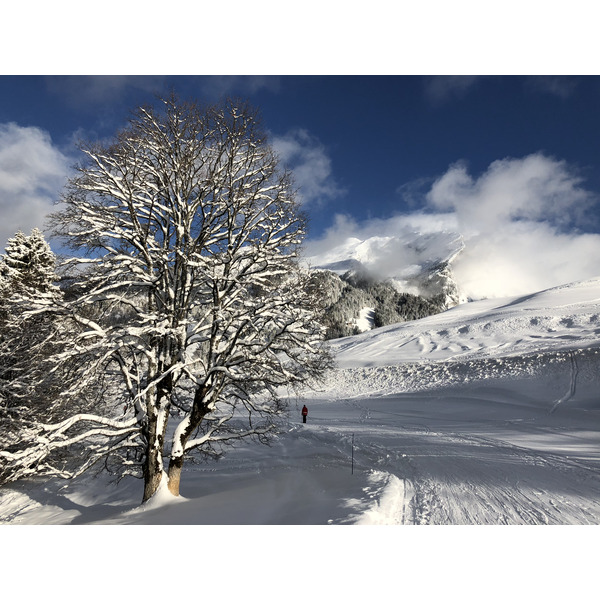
0,279,600,524
5,277,600,594
352,306,375,333
4,277,600,526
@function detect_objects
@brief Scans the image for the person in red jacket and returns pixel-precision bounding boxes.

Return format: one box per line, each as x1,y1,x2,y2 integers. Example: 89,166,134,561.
302,404,308,424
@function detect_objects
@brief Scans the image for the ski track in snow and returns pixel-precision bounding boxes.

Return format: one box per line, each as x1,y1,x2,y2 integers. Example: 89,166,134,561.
398,427,600,525
305,389,600,525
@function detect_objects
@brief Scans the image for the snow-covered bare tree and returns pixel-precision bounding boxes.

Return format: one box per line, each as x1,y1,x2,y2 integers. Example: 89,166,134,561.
1,97,330,501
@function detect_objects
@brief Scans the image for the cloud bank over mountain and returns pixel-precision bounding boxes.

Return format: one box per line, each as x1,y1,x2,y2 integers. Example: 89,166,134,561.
305,153,600,300
2,115,598,304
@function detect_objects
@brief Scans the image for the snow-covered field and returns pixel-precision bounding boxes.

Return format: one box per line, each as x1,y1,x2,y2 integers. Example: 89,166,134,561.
4,277,600,594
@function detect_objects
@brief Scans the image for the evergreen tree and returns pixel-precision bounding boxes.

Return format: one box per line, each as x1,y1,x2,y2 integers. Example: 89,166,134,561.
314,268,450,339
0,229,71,483
0,228,56,298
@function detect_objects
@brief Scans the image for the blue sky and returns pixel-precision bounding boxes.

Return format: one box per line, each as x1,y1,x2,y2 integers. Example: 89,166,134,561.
2,74,600,297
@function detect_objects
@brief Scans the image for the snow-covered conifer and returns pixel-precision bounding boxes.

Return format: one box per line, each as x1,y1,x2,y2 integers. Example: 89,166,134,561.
0,229,72,483
0,228,56,298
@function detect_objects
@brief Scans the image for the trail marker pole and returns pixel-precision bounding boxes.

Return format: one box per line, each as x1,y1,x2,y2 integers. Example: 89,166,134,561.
351,433,354,474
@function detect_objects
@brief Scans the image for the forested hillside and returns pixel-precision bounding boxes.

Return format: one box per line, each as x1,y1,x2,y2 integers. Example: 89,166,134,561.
312,267,454,339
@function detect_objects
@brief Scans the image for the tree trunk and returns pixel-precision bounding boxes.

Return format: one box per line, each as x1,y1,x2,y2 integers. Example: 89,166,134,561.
166,455,184,496
142,445,164,502
142,361,174,502
142,395,169,502
165,385,211,497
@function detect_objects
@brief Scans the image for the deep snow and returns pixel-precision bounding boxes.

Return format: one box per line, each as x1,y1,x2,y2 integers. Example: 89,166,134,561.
3,277,600,594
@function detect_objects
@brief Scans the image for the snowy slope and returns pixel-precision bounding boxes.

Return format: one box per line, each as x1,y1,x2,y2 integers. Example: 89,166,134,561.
330,276,600,368
3,277,600,529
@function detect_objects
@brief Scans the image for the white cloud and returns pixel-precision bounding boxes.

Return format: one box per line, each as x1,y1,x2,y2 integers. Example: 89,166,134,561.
0,123,71,251
427,153,593,233
307,153,600,300
271,129,345,205
422,153,600,298
309,212,457,248
452,220,600,299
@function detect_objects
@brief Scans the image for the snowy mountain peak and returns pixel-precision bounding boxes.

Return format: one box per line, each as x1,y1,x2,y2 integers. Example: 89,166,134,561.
305,230,465,305
306,230,463,276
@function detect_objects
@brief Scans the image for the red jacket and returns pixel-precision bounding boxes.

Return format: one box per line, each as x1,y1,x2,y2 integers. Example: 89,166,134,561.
302,405,308,416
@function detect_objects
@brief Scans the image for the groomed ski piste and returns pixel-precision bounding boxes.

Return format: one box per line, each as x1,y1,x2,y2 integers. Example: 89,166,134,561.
3,277,600,527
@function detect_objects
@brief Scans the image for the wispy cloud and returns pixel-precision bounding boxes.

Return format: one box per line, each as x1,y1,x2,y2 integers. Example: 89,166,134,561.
44,75,166,109
0,123,71,250
271,129,345,205
524,76,578,99
424,75,479,105
196,75,282,99
46,75,283,107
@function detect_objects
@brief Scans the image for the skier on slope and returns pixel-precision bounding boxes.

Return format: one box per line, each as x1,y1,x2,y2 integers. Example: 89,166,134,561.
302,405,308,424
